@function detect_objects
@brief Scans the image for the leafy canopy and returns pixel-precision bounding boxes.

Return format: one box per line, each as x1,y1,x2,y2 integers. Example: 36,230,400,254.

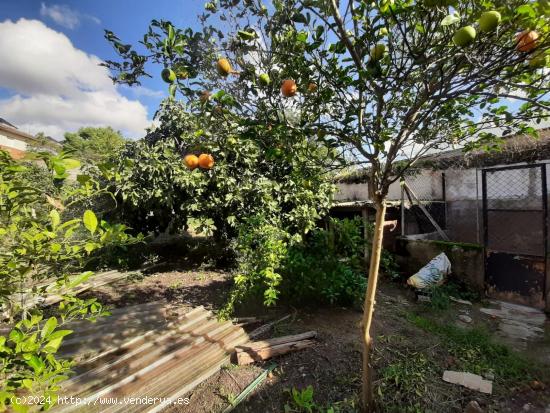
104,0,550,199
63,126,127,163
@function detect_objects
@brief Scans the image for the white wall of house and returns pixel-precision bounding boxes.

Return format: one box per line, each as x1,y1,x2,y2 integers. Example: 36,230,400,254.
0,132,27,151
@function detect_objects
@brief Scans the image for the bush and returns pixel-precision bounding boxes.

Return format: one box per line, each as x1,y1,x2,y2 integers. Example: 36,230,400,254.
280,218,367,307
0,150,140,410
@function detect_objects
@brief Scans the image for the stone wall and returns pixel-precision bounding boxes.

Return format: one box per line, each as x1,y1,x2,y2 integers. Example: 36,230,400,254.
395,236,485,292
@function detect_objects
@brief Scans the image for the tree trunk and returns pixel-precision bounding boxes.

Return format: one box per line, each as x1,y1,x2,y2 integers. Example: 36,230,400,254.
361,199,387,413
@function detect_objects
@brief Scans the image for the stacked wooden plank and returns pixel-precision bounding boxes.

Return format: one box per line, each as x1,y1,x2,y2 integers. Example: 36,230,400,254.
9,269,133,310
234,331,317,365
55,301,249,413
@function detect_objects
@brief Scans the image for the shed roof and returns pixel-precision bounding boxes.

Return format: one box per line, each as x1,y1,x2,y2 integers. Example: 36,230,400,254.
336,128,550,184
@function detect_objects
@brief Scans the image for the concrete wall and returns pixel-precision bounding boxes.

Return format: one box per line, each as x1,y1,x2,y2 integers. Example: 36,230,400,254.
334,183,369,202
335,170,444,202
395,237,485,292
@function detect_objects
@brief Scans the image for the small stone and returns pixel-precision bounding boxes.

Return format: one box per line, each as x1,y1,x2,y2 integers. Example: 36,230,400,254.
523,403,531,412
464,400,483,413
459,315,473,323
483,371,495,381
530,380,545,391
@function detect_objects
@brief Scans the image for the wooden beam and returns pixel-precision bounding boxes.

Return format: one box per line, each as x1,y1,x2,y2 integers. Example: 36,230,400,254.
235,331,317,353
236,339,316,365
403,182,449,241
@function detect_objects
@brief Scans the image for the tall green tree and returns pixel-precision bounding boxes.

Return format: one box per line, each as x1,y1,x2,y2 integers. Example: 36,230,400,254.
103,0,550,410
63,127,127,163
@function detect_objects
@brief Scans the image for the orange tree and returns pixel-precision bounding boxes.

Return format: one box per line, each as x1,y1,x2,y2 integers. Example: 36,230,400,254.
104,1,550,410
96,99,337,313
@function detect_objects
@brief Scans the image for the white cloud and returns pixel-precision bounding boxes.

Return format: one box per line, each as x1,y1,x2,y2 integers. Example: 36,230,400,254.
0,19,151,140
121,85,165,99
39,3,100,29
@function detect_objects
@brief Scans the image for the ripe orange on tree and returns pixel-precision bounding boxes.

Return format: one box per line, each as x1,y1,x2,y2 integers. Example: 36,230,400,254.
217,58,232,76
183,154,199,170
281,79,297,97
307,82,318,93
198,153,215,169
516,30,540,53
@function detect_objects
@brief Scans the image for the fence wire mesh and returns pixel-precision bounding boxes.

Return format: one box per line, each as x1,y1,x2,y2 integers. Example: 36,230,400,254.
483,165,546,257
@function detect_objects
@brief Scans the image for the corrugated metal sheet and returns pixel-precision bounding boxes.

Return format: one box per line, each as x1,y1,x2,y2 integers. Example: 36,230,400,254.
54,301,249,412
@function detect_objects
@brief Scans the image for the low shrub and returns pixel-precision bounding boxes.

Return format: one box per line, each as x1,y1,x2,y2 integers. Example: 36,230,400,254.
280,218,367,307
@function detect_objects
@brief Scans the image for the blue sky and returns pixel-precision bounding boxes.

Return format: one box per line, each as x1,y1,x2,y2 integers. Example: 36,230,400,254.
0,1,206,140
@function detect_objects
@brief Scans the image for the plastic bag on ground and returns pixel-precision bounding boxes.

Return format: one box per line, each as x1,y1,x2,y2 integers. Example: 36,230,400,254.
407,252,451,289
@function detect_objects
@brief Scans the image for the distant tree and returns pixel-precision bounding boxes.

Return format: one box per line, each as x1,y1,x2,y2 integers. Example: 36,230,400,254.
63,127,127,162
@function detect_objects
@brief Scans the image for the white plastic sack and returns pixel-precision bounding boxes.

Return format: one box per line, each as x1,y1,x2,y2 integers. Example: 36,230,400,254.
407,253,451,289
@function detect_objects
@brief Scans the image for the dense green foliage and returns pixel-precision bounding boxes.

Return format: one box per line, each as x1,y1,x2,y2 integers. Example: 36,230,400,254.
0,150,139,411
280,218,367,307
100,101,335,238
63,127,126,163
93,99,336,310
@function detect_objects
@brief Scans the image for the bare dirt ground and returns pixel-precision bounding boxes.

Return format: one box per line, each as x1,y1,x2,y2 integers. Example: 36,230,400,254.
83,264,550,413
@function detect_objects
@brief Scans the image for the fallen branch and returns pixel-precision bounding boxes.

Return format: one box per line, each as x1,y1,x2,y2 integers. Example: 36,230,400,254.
236,339,316,365
248,314,291,339
231,317,259,325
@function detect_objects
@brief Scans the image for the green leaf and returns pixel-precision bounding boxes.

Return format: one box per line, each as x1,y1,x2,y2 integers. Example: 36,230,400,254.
291,13,307,24
516,4,536,17
43,336,64,353
83,210,98,234
9,329,24,343
84,242,96,253
168,24,175,42
27,355,44,374
68,271,92,288
48,329,73,340
41,317,57,339
61,158,80,170
441,12,460,26
76,174,91,185
415,23,425,34
49,210,60,229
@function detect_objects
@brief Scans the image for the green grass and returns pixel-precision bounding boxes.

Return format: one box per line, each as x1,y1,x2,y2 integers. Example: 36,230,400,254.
406,313,542,384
